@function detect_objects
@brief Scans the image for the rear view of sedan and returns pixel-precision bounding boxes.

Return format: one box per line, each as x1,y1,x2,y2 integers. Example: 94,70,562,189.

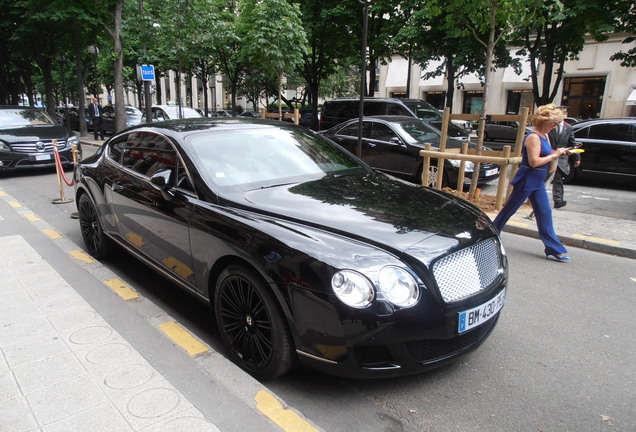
0,106,80,172
74,118,507,380
321,116,499,188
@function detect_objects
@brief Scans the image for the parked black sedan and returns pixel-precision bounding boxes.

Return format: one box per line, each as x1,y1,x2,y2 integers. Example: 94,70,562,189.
567,118,636,182
321,116,500,188
74,118,507,380
0,106,80,172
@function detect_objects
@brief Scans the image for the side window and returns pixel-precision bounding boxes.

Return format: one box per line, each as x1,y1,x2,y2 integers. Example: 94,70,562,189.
370,123,396,142
364,103,386,116
386,104,408,116
589,123,630,141
337,122,371,137
108,140,126,163
122,132,178,178
574,127,589,139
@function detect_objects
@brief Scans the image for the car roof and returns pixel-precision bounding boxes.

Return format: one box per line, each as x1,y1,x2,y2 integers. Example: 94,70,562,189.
113,118,297,137
325,98,427,103
572,118,636,127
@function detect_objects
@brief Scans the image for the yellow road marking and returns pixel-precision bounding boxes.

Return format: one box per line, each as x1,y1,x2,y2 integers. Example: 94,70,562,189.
159,321,208,356
9,201,22,208
103,278,139,300
69,249,96,263
24,213,41,222
255,390,319,432
571,234,620,246
42,228,63,239
125,232,144,247
162,256,194,279
508,220,528,227
0,191,7,196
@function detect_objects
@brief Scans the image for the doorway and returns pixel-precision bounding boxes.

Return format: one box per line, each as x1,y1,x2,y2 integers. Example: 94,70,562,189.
561,76,606,119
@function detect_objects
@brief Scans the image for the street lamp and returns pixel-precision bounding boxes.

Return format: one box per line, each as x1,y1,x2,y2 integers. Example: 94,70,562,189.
357,0,372,159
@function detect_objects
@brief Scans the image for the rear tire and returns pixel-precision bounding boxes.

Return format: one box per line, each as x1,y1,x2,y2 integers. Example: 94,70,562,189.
214,264,295,380
563,159,577,184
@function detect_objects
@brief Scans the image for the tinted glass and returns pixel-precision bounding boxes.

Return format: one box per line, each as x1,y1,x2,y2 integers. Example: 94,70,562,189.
588,123,631,141
573,126,589,139
337,122,371,137
370,123,396,141
186,128,366,189
403,101,441,120
324,101,357,118
364,103,386,116
122,132,178,177
399,120,440,142
108,141,125,163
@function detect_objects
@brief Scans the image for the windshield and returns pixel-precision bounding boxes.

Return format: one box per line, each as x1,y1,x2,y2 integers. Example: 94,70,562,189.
0,109,55,128
164,106,201,119
403,101,442,121
186,127,367,190
398,120,440,142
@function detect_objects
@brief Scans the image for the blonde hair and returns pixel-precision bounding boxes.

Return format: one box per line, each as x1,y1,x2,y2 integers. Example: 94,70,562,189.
532,104,566,127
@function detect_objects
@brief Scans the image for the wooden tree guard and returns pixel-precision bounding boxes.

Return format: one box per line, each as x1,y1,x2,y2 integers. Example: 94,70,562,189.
259,108,300,125
420,107,531,211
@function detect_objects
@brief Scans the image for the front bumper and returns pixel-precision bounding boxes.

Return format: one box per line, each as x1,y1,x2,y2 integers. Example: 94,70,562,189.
0,146,78,171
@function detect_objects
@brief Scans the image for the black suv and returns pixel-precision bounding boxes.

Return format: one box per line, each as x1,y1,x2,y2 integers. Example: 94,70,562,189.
319,98,471,140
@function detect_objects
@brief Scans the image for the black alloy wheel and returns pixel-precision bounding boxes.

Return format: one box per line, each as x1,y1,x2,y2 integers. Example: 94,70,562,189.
78,193,112,259
214,265,295,380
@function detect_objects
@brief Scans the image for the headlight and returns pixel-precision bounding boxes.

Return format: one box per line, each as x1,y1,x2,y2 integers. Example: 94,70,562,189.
0,141,10,151
332,270,374,308
378,266,419,307
68,135,79,146
449,159,474,171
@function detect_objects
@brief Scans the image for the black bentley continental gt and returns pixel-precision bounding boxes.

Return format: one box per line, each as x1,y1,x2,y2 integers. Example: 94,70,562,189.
74,118,508,380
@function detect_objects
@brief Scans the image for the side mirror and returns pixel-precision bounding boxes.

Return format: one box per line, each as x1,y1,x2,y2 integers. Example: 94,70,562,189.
150,169,172,188
390,137,403,145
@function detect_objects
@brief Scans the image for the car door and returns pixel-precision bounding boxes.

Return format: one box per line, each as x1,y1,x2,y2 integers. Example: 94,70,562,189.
576,122,636,175
101,106,116,133
365,121,413,178
111,131,197,287
327,121,371,159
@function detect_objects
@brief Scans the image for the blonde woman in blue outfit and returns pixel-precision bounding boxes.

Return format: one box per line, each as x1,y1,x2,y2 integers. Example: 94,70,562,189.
493,104,571,261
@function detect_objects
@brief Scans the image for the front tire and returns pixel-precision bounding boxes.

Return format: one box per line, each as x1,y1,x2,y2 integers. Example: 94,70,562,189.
77,193,112,259
214,265,295,380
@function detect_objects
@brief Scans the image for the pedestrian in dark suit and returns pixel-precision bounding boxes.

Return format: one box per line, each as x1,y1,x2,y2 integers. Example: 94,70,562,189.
548,110,581,209
89,97,104,140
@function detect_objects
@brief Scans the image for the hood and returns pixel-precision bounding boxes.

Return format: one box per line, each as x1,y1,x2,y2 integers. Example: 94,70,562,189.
235,173,492,255
0,124,71,144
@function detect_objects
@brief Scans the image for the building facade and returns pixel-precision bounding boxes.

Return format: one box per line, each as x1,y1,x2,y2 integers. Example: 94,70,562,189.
377,33,636,119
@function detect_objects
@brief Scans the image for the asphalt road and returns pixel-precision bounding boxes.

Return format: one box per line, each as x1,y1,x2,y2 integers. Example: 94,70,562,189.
2,149,634,432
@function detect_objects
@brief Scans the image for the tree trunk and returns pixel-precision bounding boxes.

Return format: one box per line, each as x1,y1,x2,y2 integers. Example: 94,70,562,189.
113,0,126,131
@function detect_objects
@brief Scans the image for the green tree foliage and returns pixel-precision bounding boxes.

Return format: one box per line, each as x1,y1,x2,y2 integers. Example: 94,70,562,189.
294,0,359,129
609,0,636,67
510,0,616,106
239,0,307,119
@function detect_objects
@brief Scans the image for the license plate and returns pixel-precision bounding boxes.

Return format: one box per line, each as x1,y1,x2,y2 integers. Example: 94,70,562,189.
34,154,51,161
485,168,499,177
458,288,506,334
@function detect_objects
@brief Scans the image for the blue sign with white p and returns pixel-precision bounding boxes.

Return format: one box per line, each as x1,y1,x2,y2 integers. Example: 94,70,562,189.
140,65,155,81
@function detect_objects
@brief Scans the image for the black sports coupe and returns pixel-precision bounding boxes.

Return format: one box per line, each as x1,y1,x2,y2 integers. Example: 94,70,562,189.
74,118,507,380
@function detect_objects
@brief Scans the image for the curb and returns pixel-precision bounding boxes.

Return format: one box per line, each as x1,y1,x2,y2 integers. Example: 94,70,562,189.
501,224,636,260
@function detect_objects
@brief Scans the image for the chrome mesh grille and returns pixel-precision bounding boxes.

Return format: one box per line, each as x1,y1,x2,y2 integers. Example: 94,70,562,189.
432,238,501,303
10,140,67,153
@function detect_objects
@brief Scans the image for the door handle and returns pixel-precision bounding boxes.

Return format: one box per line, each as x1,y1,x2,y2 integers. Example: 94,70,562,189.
368,143,376,148
112,182,123,192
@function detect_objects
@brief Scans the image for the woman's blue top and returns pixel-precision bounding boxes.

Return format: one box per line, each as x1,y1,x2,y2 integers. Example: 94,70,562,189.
510,132,553,191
